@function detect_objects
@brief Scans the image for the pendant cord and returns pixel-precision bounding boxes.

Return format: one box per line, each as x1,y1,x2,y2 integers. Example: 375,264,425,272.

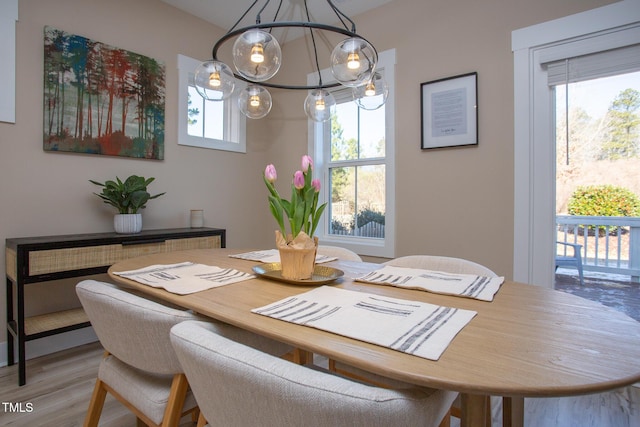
255,0,271,24
304,0,323,88
328,0,356,32
565,58,570,166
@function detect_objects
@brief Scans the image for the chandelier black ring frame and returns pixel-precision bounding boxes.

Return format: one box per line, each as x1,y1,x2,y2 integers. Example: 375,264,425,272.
211,22,378,90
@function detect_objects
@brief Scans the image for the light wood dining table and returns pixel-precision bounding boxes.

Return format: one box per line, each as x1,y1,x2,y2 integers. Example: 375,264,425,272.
107,248,640,427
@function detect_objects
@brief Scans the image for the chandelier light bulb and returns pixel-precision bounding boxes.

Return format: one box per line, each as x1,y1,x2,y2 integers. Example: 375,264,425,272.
250,43,265,63
347,52,361,70
238,85,272,119
233,29,281,82
304,89,336,122
194,60,235,101
208,70,221,87
364,81,376,97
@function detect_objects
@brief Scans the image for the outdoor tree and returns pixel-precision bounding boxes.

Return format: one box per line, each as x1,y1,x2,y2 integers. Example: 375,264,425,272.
599,88,640,160
187,93,199,126
555,106,600,212
330,110,357,202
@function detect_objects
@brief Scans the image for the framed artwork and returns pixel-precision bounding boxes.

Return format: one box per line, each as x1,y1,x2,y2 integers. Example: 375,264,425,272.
43,27,165,159
420,72,478,150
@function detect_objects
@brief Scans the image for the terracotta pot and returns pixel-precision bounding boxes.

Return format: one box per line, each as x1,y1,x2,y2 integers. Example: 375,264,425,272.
275,230,318,280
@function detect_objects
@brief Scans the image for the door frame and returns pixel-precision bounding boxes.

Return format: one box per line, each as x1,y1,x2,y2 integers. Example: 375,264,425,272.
512,1,640,287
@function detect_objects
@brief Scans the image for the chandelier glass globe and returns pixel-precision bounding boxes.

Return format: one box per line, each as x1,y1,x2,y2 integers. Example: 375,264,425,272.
304,89,336,122
352,73,388,110
330,37,377,87
193,60,235,101
238,85,272,119
233,29,282,82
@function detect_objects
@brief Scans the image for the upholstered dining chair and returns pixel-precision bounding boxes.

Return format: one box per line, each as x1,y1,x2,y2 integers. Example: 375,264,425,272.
76,280,292,427
170,320,457,427
330,255,499,427
382,254,496,276
317,245,363,261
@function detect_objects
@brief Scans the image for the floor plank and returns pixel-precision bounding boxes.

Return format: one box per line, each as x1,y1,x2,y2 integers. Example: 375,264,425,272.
0,342,194,427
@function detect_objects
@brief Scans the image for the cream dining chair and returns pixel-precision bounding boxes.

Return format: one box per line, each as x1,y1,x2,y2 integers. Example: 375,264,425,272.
170,320,457,427
317,245,363,261
76,280,292,427
329,255,500,427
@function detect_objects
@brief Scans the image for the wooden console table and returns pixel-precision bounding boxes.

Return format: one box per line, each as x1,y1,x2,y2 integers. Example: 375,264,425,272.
5,227,225,385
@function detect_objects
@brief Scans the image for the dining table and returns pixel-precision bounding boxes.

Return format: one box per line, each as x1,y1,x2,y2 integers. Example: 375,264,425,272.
107,248,640,427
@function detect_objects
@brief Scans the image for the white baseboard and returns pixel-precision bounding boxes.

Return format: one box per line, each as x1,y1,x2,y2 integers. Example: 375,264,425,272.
0,327,98,367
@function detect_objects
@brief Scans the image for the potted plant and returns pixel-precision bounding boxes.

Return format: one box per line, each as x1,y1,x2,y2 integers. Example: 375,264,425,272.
90,175,165,233
263,155,327,280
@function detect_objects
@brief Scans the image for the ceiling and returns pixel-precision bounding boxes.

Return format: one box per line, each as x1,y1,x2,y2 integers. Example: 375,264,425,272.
160,0,393,43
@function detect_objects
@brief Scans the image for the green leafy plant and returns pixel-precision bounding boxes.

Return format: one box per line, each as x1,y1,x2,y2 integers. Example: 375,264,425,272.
90,175,165,214
567,185,640,234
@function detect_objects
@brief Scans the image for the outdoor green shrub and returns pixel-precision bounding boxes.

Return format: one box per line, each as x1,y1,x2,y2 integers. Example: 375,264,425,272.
567,185,640,234
568,185,640,217
330,219,351,234
356,208,385,228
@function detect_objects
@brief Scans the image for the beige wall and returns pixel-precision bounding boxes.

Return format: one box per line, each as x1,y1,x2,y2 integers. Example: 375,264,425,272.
0,0,615,346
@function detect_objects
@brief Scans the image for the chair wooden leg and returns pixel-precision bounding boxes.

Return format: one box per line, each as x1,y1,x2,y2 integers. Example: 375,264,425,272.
291,348,312,365
502,396,524,427
451,396,492,427
438,409,451,427
83,379,108,427
161,374,190,427
196,412,207,427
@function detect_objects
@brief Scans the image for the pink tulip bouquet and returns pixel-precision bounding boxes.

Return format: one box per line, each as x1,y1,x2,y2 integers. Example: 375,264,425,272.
263,155,327,243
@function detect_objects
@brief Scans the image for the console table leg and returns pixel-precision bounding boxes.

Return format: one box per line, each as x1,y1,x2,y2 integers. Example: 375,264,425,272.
6,277,14,366
17,279,26,386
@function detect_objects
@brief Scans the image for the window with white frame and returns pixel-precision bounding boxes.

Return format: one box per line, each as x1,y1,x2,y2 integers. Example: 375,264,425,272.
310,49,396,258
177,54,246,152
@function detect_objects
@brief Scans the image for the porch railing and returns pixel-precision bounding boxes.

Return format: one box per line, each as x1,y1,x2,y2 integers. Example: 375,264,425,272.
556,215,640,281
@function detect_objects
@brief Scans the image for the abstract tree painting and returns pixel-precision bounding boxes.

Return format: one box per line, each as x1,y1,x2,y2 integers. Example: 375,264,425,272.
43,27,165,159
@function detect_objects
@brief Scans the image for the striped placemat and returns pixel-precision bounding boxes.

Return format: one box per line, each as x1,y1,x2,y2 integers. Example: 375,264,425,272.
112,262,254,295
355,265,504,302
252,286,476,361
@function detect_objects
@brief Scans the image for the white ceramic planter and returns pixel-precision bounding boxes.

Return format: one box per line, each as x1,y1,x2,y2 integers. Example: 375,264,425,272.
114,213,142,234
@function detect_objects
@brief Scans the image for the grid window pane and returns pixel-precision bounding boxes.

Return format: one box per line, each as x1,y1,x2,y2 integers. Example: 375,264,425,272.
187,85,223,140
328,164,385,238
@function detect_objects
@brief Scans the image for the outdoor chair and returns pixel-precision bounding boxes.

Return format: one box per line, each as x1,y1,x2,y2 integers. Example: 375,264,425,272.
555,241,585,286
170,320,457,427
76,280,292,427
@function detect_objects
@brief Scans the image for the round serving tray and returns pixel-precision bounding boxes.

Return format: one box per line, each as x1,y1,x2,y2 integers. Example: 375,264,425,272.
252,263,344,285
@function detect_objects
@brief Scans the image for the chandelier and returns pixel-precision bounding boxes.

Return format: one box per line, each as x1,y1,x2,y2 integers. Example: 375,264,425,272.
193,0,389,122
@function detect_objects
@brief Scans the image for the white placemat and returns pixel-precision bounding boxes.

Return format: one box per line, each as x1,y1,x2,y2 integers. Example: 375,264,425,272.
230,249,337,264
355,265,504,302
252,286,476,361
112,262,254,295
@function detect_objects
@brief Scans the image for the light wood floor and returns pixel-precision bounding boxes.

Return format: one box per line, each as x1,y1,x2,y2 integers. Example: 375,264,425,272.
1,342,639,426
